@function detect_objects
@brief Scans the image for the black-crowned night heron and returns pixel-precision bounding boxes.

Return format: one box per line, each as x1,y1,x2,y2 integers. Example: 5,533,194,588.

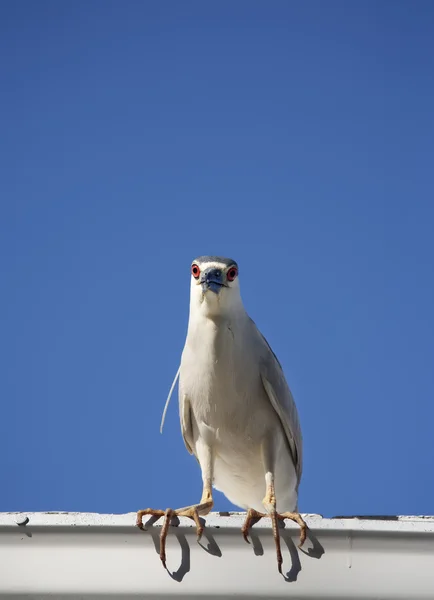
137,256,306,573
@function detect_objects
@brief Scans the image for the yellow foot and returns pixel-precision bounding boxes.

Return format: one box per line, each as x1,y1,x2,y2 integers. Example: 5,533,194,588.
136,500,213,568
241,508,307,574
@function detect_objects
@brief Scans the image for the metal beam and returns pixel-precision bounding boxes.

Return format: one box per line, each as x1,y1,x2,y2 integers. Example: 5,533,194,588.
1,512,433,598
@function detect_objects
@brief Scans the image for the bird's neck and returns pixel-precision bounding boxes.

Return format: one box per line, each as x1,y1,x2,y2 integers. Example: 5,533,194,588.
186,303,248,341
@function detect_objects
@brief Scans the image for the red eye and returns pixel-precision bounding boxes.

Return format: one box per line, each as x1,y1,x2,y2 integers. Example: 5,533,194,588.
191,264,200,279
227,266,238,282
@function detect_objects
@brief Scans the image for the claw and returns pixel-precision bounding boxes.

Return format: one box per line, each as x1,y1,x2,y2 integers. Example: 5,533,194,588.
136,499,213,569
241,508,265,545
241,509,308,574
242,530,250,544
136,508,165,530
159,509,173,568
279,511,308,549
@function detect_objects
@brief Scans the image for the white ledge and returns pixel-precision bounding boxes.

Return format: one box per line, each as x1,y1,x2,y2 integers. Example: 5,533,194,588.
1,512,434,598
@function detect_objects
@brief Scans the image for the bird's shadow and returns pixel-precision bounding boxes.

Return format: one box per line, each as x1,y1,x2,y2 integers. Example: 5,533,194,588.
298,527,325,560
248,529,264,556
145,515,222,582
148,528,190,582
280,525,325,582
279,529,302,582
198,522,222,557
143,515,324,583
243,517,301,582
245,519,325,583
18,526,33,539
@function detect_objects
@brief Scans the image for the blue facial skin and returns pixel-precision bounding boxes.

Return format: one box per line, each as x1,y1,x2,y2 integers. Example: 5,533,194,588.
201,267,225,294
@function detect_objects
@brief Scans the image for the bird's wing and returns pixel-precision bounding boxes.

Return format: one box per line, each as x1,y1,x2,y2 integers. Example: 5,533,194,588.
180,393,194,454
252,320,303,482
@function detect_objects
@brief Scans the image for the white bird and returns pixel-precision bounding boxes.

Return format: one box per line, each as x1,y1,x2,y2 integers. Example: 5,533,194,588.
137,256,306,573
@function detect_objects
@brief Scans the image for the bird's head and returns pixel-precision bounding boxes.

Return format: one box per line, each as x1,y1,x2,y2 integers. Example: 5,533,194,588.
189,255,243,319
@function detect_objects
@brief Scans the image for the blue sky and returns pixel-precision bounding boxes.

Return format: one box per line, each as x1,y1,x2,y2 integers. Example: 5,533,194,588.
1,1,433,519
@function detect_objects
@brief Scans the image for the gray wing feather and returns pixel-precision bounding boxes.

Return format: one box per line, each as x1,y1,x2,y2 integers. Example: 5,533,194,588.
252,320,303,482
180,394,194,455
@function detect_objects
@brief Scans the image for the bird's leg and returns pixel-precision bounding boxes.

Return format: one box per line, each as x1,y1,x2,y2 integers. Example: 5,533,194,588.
242,443,307,573
136,441,214,568
241,477,307,573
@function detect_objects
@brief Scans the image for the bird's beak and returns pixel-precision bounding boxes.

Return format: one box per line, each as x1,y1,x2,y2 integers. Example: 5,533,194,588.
200,268,225,294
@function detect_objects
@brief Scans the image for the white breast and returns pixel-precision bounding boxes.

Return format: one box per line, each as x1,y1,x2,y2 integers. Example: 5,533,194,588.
179,314,298,512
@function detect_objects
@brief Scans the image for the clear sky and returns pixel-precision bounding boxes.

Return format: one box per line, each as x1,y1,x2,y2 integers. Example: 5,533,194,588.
1,1,433,519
